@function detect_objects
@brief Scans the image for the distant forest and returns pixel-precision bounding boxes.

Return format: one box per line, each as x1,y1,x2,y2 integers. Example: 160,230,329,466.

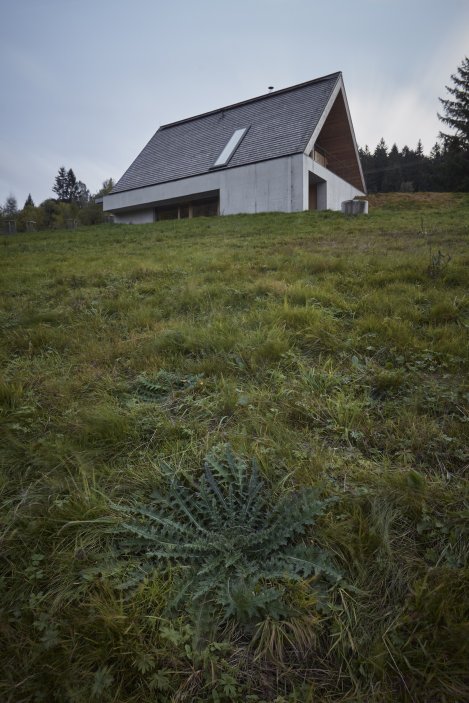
360,56,469,193
359,138,469,193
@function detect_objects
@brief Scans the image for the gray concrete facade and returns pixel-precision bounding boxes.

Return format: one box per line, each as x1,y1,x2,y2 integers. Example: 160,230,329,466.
104,154,304,223
103,152,363,224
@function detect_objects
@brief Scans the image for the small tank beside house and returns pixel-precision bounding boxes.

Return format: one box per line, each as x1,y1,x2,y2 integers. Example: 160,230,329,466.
103,71,366,223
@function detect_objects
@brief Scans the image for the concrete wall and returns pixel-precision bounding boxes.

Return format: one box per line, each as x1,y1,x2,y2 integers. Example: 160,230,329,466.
103,155,304,222
104,154,363,222
304,156,364,210
114,208,154,224
221,154,304,214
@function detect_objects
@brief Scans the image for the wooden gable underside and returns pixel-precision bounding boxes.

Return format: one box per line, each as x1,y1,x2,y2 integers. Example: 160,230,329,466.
310,89,365,192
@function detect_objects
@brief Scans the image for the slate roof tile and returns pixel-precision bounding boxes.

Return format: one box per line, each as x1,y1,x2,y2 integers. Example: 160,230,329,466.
112,72,340,194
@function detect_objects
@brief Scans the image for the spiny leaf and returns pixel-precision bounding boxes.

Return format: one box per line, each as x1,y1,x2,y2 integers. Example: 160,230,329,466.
113,445,341,630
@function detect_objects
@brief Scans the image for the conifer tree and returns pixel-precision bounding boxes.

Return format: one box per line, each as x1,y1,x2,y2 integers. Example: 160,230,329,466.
52,166,84,203
3,195,18,216
66,169,80,203
53,166,68,201
438,56,469,149
383,143,401,191
24,194,34,208
372,138,388,192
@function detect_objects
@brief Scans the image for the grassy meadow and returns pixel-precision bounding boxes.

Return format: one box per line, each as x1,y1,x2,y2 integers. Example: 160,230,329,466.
1,193,468,702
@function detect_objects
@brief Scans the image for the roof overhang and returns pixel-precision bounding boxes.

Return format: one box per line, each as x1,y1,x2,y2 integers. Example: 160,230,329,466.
304,76,366,193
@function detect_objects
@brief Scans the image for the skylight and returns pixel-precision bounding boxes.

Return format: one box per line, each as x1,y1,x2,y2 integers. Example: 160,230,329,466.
213,127,248,167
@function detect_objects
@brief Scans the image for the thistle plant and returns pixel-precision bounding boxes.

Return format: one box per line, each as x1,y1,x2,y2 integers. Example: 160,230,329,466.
113,446,340,634
133,370,203,402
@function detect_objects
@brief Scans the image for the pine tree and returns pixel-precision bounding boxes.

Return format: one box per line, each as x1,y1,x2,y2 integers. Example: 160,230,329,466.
399,145,415,191
428,142,444,190
52,167,83,203
430,142,442,159
67,169,80,203
3,195,18,217
383,143,401,191
373,138,389,192
438,56,469,150
53,166,68,201
24,194,34,209
413,140,427,191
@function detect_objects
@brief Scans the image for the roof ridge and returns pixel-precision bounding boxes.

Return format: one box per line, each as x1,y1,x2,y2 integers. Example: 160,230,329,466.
159,71,342,131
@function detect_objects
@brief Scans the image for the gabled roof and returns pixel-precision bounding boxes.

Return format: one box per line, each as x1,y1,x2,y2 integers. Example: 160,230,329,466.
112,72,342,194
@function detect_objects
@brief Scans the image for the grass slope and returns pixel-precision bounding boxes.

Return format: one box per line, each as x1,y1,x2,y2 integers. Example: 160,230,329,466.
1,194,468,702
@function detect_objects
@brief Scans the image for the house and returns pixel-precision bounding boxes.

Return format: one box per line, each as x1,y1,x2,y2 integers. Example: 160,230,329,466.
103,72,366,223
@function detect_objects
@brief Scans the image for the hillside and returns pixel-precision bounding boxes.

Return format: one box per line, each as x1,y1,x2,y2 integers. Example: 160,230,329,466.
1,194,468,702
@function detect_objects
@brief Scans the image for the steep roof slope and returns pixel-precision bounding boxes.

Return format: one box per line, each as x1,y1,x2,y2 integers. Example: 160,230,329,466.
112,72,341,194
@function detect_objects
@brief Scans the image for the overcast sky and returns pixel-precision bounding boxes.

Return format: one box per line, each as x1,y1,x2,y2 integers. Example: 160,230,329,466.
1,0,468,207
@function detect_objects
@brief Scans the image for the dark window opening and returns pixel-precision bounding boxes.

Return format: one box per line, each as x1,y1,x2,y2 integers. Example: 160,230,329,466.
192,198,219,217
155,196,219,222
309,183,317,210
157,207,179,221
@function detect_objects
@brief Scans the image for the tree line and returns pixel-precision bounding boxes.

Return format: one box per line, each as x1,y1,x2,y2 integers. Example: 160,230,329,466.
359,56,469,193
359,137,468,193
0,170,115,232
